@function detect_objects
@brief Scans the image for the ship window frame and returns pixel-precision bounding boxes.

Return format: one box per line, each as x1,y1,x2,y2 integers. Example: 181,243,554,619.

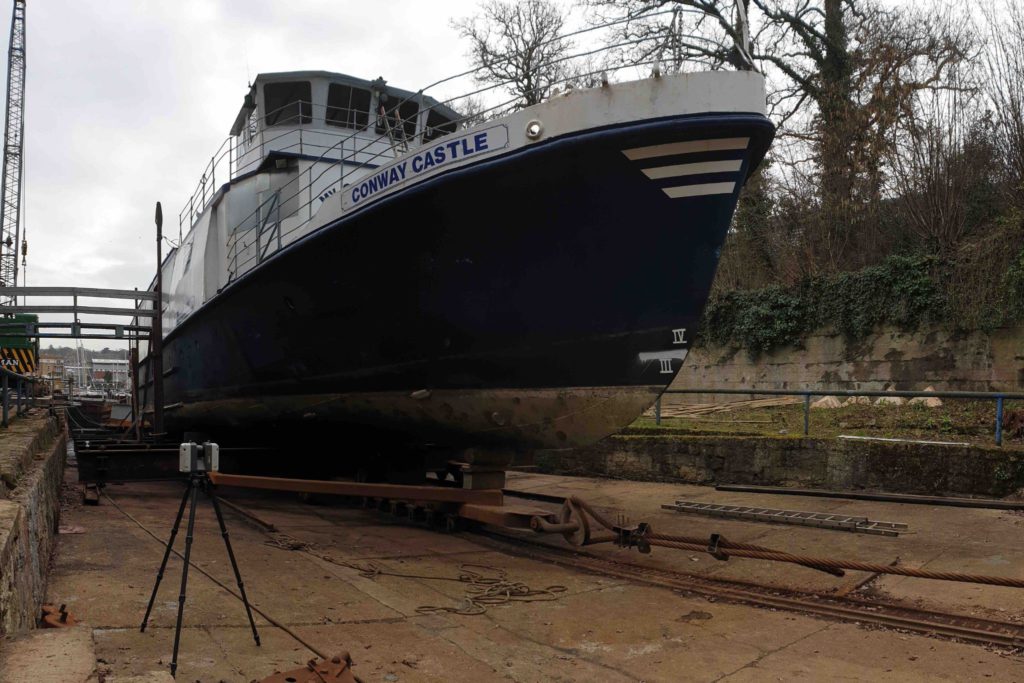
326,83,371,130
263,81,313,127
423,108,458,142
375,95,419,139
246,108,259,142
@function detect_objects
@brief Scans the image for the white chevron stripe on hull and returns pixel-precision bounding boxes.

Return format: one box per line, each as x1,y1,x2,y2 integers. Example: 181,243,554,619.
641,159,743,179
621,137,749,160
662,182,736,198
621,136,749,199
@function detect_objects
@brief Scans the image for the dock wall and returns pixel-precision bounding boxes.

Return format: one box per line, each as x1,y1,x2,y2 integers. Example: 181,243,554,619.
0,411,67,636
539,435,1024,498
673,324,1024,402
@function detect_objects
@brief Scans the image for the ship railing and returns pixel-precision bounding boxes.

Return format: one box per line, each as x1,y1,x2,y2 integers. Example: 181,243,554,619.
258,192,282,262
178,117,380,236
226,191,283,277
215,9,736,280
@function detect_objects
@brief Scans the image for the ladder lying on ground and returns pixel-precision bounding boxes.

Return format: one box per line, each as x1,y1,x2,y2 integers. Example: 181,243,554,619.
662,499,908,537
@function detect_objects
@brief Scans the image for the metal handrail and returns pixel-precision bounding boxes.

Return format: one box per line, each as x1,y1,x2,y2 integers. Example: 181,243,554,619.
655,387,1024,446
257,192,281,263
221,53,671,281
170,13,731,275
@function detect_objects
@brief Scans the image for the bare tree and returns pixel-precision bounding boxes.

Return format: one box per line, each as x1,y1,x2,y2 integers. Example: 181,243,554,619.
453,95,491,129
452,0,574,110
586,0,972,272
887,74,994,254
984,0,1024,204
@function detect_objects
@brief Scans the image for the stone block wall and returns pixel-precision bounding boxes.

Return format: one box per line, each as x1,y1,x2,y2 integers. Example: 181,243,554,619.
0,411,67,636
539,435,1024,498
672,325,1024,402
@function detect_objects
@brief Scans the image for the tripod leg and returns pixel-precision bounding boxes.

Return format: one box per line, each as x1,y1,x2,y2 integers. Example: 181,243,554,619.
140,482,191,632
208,487,261,646
170,477,200,678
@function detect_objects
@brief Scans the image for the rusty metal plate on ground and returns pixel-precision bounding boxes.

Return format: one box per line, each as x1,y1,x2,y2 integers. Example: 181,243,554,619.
259,654,357,683
40,604,77,628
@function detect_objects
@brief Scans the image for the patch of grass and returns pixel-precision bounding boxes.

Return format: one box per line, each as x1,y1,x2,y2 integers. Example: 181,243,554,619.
634,399,1024,449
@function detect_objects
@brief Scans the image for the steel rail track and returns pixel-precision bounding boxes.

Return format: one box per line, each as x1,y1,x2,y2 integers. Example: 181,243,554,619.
213,486,1024,651
468,526,1024,651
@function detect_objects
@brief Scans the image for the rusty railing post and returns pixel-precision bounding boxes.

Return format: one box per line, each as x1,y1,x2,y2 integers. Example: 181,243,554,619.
995,396,1004,447
803,393,810,436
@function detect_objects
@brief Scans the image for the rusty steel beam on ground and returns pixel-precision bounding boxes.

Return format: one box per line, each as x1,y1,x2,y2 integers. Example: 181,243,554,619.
75,446,276,484
458,502,558,529
207,471,503,505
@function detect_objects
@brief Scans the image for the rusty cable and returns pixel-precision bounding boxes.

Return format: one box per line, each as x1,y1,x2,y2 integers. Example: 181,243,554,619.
569,496,843,576
568,496,1024,589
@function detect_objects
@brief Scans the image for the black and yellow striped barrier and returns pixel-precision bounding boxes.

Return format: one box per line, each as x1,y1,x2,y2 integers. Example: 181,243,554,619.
0,346,37,374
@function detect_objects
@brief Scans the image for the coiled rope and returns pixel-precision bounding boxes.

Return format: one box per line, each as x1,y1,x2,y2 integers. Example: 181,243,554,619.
263,533,567,616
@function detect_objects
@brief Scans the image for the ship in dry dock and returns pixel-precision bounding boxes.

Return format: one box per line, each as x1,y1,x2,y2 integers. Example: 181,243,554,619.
137,58,773,456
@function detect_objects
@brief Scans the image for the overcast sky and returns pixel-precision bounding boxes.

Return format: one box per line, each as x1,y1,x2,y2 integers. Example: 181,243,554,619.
6,0,979,353
11,0,505,349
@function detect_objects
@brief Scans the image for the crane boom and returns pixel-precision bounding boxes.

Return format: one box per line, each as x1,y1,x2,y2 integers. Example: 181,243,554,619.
0,0,25,305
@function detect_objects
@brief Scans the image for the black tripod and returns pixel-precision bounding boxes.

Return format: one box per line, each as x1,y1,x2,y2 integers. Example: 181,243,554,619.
140,470,261,676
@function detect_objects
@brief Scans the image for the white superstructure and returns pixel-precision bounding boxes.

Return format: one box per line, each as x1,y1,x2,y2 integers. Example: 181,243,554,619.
155,68,767,342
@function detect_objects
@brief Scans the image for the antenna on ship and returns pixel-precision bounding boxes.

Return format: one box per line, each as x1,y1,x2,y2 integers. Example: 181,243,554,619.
0,0,26,306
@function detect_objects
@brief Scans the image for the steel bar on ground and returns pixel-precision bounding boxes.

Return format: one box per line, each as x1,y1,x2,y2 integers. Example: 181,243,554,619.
661,500,906,536
645,537,1024,588
569,496,843,576
207,472,503,505
714,484,1024,510
458,502,557,529
570,496,1024,587
472,533,1024,650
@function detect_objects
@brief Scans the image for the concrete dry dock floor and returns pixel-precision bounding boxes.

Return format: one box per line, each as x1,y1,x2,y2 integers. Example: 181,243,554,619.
44,473,1024,682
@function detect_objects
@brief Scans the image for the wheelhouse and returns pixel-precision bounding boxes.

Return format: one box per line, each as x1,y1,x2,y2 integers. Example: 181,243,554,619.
228,71,461,172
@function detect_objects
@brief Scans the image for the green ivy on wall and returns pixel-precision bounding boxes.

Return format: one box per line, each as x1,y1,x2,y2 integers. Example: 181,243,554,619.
700,255,945,355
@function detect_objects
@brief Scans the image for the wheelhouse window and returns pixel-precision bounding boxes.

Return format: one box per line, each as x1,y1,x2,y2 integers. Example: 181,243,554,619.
264,81,312,126
326,84,371,129
424,109,458,141
375,94,419,139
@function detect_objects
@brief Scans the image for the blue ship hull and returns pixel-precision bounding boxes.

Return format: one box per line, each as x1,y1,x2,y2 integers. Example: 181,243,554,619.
157,113,774,450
